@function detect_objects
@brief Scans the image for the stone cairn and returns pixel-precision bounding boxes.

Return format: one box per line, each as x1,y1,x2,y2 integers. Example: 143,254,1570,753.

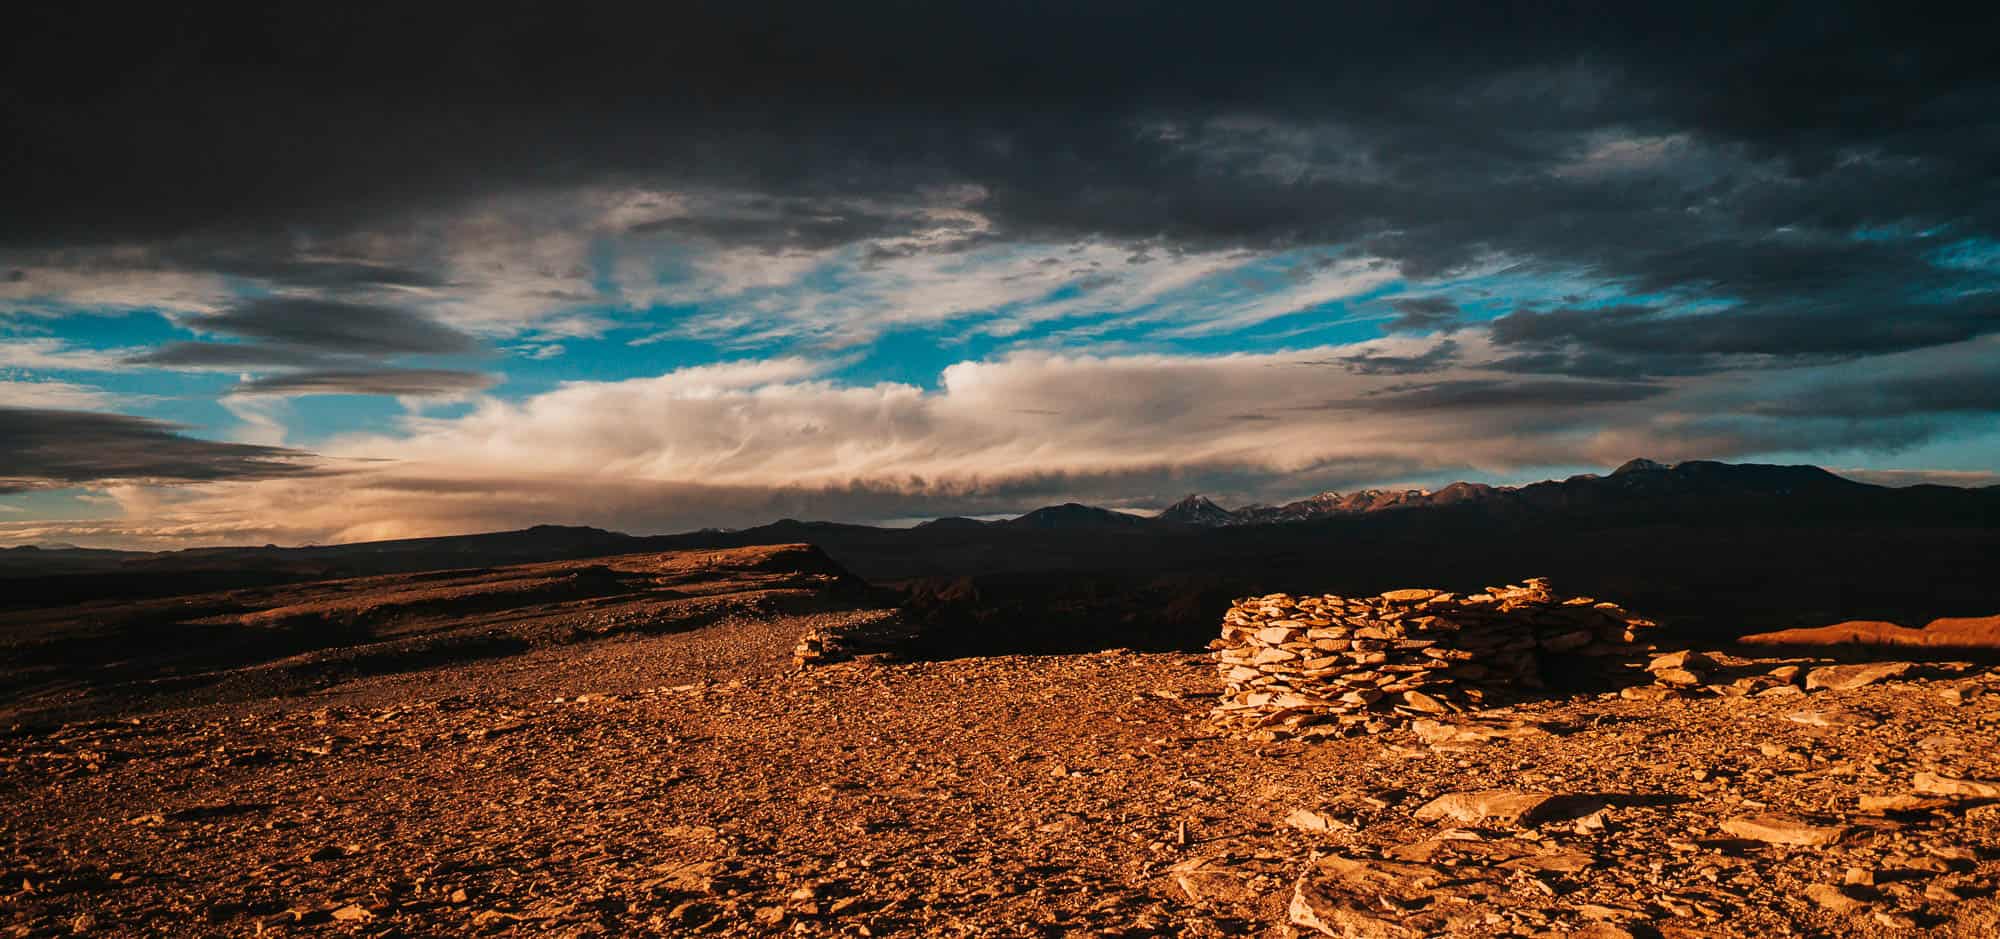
791,610,916,668
1210,578,1658,741
792,628,841,667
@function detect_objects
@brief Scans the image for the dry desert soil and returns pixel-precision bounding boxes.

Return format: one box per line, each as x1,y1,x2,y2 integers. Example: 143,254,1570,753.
3,545,1999,937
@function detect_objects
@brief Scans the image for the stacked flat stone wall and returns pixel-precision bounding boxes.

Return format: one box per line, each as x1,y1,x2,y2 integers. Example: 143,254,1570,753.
1210,578,1656,741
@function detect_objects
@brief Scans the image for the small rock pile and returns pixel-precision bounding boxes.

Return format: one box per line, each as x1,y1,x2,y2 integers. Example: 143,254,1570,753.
791,610,915,667
1621,651,1921,702
1210,578,1656,740
792,628,840,666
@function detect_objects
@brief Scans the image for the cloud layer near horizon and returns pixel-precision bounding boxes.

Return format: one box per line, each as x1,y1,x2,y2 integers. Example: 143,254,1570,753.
3,332,1994,548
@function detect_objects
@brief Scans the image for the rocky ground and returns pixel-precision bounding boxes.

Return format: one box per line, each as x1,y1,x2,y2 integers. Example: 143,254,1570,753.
0,544,874,730
3,551,1999,936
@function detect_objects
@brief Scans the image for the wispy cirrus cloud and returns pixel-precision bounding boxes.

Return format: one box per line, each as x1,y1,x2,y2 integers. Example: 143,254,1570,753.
0,378,126,410
0,337,139,372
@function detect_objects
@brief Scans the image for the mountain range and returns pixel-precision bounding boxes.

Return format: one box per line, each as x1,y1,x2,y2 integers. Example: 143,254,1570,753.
4,458,1997,652
914,458,1984,531
3,459,1992,572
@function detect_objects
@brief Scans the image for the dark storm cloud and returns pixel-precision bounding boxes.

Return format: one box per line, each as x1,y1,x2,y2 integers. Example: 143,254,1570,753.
1382,297,1462,333
230,369,497,398
6,4,1993,235
0,407,315,493
5,2,1998,374
192,297,482,357
1491,296,2000,368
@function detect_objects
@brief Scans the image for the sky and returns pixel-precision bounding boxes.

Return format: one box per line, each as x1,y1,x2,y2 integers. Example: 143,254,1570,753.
2,3,1997,548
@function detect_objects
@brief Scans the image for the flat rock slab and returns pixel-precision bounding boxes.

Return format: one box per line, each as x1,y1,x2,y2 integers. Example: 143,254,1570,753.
1283,808,1350,834
1497,849,1596,872
1412,790,1601,827
1806,661,1914,691
1167,857,1267,905
1805,882,1871,914
1858,793,1956,814
1913,771,2000,799
1721,813,1853,846
1784,708,1879,728
1290,896,1412,938
1648,649,1717,673
1408,717,1556,749
1289,888,1413,939
1289,854,1477,938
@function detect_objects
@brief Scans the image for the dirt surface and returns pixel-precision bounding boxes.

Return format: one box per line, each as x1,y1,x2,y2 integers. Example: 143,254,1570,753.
0,543,873,729
4,550,2000,936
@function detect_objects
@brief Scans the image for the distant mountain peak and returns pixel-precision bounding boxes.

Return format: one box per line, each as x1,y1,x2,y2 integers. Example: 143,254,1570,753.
1163,494,1225,513
1613,458,1672,475
1003,503,1150,529
1157,494,1243,526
